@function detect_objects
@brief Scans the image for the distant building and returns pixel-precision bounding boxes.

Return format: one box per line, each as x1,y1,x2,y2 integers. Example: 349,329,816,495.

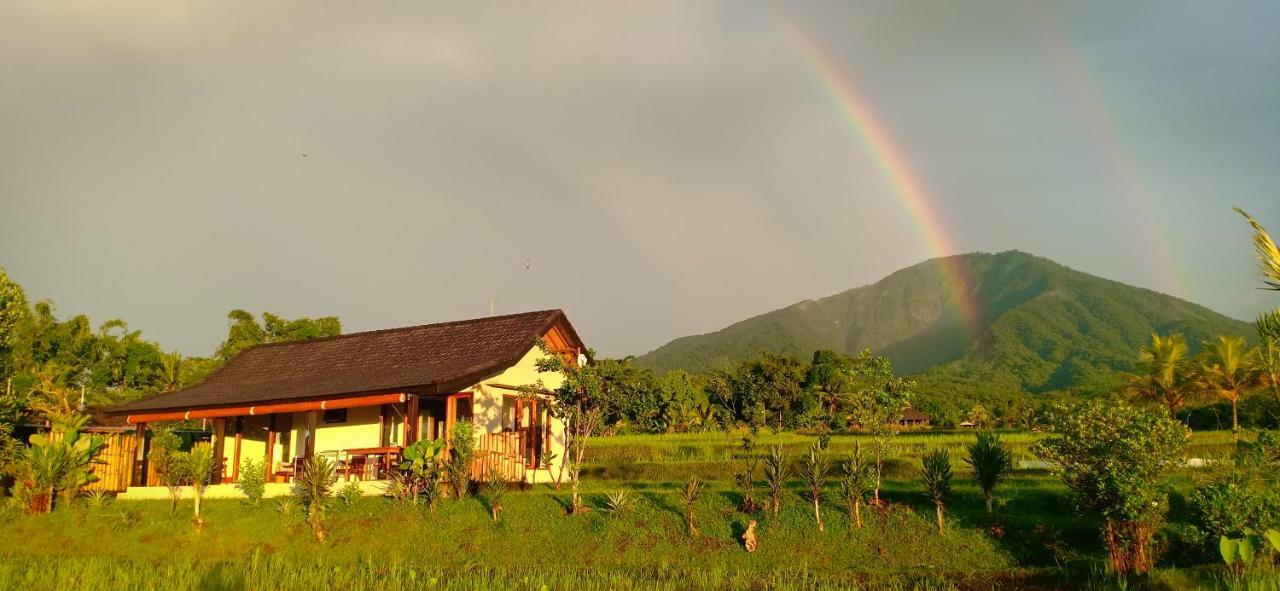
895,407,931,429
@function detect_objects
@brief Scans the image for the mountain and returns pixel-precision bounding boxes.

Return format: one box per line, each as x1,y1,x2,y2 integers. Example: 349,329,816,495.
636,251,1253,397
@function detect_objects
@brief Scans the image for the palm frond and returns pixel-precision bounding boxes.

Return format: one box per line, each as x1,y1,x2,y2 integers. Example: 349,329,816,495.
1236,207,1280,291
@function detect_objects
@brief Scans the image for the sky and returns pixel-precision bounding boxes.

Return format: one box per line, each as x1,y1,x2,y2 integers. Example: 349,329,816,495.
1,0,1278,358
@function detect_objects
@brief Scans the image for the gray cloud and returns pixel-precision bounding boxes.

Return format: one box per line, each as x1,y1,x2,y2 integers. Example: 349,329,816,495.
2,0,1278,357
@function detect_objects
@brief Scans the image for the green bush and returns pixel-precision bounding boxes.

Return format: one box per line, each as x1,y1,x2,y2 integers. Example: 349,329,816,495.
235,458,266,504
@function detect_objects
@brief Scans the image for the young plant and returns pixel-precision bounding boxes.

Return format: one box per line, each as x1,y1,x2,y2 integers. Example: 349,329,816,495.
733,432,761,512
921,449,953,533
339,480,362,507
603,489,634,515
446,422,476,500
680,476,704,537
235,457,267,504
396,438,445,507
965,431,1012,516
148,428,185,513
837,443,873,529
799,443,829,532
294,455,337,542
175,442,216,528
762,444,791,516
485,469,507,522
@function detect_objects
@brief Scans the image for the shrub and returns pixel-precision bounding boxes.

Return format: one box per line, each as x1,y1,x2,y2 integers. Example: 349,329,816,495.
340,481,362,507
446,422,476,500
235,458,267,504
394,438,445,508
170,442,216,528
148,429,185,513
1033,402,1188,574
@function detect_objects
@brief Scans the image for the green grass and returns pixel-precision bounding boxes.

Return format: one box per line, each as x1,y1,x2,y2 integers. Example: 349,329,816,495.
0,429,1256,590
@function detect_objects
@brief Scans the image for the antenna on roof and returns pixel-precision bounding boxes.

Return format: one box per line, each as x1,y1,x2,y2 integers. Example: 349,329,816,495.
489,292,495,317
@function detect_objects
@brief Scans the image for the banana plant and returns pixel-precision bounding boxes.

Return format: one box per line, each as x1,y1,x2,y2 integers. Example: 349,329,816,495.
1220,528,1280,568
14,418,105,513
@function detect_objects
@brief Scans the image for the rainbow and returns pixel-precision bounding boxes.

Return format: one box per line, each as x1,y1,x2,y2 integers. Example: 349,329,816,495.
777,15,985,339
1025,5,1187,296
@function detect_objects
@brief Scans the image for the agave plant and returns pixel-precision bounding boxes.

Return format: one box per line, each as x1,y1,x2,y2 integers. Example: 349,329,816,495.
603,489,634,515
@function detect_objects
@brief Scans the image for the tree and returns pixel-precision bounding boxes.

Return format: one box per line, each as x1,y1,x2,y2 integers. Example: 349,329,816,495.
527,342,622,514
0,267,31,382
1123,333,1197,419
837,443,874,528
965,431,1012,516
1198,335,1262,440
446,421,475,500
172,442,217,528
215,310,341,361
799,443,829,532
1032,402,1188,574
921,449,953,533
1256,336,1280,406
846,373,912,504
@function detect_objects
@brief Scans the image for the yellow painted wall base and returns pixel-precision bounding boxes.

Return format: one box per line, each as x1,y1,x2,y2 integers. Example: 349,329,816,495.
117,480,387,501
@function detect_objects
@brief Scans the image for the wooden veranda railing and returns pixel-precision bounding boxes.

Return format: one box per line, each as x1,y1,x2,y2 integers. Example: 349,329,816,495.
470,432,527,483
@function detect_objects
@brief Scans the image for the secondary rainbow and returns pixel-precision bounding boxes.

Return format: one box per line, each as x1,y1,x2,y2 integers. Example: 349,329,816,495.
779,15,984,337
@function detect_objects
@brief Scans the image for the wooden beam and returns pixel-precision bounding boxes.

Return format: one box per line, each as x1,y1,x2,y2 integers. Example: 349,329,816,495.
125,392,408,424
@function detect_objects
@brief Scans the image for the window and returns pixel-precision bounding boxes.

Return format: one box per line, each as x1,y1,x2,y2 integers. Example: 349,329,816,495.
322,409,348,424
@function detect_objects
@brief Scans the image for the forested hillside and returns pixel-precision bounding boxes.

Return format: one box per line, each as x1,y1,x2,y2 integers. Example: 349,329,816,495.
638,251,1253,400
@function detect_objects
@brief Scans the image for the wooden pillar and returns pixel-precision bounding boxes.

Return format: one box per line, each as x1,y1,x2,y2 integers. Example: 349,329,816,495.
212,418,227,482
378,404,389,447
231,417,243,482
303,410,318,459
135,422,149,487
264,414,277,477
404,395,420,445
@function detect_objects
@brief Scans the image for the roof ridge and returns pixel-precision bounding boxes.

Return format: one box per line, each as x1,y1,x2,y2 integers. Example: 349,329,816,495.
243,309,563,351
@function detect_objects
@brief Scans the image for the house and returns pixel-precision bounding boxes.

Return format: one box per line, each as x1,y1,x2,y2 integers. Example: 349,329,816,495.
895,407,931,429
108,309,585,499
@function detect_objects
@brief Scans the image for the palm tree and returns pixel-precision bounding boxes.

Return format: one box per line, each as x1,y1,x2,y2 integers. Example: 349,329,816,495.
1236,208,1280,292
1124,333,1196,419
680,476,704,537
178,442,217,528
762,445,790,516
1198,335,1262,440
964,432,1012,516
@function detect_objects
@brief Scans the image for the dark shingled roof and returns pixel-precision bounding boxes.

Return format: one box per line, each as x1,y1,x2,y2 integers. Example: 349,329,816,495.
110,309,583,414
899,407,931,422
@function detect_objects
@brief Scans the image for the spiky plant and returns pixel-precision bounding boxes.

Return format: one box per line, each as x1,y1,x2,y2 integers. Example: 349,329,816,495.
294,455,337,542
680,476,704,537
921,449,953,533
964,432,1012,516
762,445,790,516
485,469,506,522
799,443,829,532
603,489,634,515
837,443,873,529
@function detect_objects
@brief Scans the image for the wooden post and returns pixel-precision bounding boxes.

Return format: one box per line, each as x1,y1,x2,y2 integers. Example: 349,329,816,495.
405,395,420,445
304,410,317,459
212,418,227,482
264,414,277,477
231,417,243,482
135,422,149,487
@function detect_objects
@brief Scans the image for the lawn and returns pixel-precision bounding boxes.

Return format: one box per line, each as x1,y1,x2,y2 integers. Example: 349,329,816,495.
0,429,1269,590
